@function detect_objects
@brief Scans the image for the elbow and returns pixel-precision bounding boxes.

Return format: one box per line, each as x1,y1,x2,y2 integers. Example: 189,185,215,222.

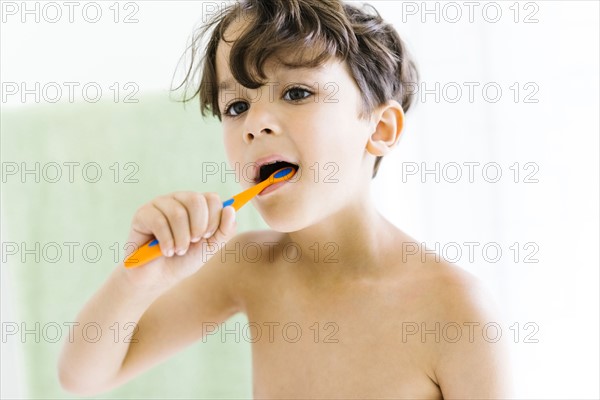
57,365,111,397
58,371,94,396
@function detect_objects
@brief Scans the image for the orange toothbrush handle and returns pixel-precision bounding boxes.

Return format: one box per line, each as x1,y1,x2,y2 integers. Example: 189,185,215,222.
124,239,162,268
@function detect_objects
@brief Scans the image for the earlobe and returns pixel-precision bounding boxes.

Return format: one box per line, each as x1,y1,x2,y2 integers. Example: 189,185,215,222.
366,100,405,156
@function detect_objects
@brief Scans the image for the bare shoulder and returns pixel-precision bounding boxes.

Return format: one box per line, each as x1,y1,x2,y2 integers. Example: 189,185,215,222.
385,231,499,317
398,253,514,398
421,259,498,318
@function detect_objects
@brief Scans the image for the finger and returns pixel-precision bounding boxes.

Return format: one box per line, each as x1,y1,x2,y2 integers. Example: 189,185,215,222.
203,192,223,239
128,205,156,244
152,196,191,256
174,192,209,244
144,204,175,257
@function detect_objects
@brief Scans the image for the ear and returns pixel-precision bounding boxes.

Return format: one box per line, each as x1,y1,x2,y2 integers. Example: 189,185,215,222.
366,100,404,157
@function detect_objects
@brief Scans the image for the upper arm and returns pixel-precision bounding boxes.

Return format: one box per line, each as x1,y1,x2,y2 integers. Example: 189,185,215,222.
109,231,257,389
431,270,515,399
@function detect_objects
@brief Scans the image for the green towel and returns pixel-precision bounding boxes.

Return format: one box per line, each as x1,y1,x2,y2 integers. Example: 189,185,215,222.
1,92,263,398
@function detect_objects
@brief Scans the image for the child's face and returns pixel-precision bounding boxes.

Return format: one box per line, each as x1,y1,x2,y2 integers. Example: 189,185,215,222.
216,22,377,232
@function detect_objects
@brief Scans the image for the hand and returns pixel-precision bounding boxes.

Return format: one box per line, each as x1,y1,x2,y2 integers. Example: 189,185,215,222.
120,192,237,291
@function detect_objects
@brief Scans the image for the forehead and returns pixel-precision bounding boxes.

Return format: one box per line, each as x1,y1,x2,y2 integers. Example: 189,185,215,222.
215,17,344,89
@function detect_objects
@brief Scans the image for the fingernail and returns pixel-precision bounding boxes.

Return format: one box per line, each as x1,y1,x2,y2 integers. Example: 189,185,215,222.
166,249,174,257
191,236,201,243
176,248,186,256
203,231,214,239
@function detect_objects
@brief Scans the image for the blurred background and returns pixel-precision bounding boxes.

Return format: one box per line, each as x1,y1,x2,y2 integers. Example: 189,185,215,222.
1,0,598,398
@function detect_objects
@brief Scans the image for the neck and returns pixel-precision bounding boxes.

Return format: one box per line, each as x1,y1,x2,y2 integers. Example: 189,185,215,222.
284,193,396,281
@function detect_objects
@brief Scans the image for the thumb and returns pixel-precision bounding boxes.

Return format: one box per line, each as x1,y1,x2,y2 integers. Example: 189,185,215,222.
124,228,155,259
208,205,237,245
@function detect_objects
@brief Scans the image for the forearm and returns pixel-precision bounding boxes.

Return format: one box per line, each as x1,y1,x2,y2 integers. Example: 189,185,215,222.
57,265,165,395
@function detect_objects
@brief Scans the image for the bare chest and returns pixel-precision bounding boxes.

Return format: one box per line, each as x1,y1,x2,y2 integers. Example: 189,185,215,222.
242,270,443,398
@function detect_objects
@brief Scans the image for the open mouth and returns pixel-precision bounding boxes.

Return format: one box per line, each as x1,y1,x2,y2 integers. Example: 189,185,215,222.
256,161,299,183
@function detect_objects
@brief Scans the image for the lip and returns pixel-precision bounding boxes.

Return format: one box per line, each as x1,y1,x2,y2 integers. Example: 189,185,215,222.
257,179,292,196
251,154,299,183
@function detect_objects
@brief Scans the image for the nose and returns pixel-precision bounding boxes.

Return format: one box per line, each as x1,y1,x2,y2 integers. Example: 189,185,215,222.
243,102,280,143
244,127,274,143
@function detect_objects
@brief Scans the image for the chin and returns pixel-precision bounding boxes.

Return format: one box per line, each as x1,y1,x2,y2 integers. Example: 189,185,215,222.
256,202,326,233
259,210,307,232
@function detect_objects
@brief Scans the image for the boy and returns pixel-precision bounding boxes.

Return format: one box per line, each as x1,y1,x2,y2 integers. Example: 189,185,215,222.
58,0,513,398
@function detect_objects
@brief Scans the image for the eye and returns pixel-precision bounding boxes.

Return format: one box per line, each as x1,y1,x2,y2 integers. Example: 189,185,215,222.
284,87,313,101
223,101,249,117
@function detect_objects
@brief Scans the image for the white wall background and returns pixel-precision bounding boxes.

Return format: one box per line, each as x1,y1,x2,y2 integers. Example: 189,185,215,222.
2,0,598,398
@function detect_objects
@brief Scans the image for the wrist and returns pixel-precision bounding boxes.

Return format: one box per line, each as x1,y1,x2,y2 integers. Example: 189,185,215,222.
112,265,170,303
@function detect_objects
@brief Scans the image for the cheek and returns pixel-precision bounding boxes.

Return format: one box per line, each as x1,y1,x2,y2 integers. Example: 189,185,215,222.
304,105,368,156
298,134,364,186
223,129,256,184
222,131,241,166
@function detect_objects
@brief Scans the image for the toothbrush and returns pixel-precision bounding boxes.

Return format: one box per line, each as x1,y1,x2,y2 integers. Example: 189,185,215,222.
123,167,296,268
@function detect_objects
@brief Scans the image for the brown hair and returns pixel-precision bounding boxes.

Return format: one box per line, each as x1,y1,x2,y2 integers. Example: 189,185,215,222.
175,0,419,178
